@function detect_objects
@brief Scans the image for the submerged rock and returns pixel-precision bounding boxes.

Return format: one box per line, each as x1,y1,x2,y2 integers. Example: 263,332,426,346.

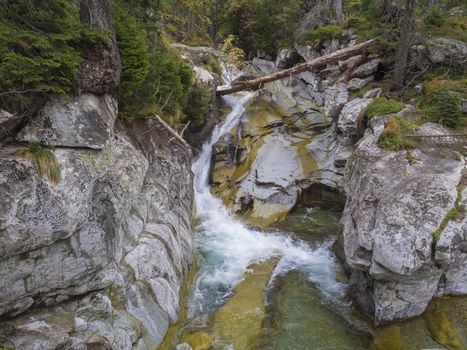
211,258,279,349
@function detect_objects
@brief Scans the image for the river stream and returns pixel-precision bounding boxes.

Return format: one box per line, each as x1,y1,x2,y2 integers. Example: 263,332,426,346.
159,72,467,350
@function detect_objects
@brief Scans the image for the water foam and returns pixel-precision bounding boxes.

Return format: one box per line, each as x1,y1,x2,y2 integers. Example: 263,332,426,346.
189,71,346,318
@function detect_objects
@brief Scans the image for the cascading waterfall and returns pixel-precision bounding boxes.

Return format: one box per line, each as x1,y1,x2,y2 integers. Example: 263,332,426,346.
188,70,347,321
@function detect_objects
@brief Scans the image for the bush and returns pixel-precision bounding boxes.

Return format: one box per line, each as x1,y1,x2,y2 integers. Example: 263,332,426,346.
420,80,466,128
114,1,196,125
183,85,212,127
424,6,447,28
364,98,404,118
425,88,466,128
305,25,343,46
377,116,417,151
113,1,150,100
0,0,108,98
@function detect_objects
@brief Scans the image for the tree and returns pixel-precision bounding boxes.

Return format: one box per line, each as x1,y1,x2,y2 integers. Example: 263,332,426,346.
393,0,416,88
334,0,344,22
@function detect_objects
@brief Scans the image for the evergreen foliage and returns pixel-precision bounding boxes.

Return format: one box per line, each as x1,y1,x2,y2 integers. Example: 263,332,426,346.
425,88,465,128
113,1,150,100
0,0,107,97
221,0,311,53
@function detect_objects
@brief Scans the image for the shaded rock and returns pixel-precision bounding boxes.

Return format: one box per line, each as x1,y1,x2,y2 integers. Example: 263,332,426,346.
435,187,467,296
363,88,382,99
347,76,374,91
17,94,117,149
323,83,348,120
252,58,276,75
351,58,381,78
0,110,23,143
337,98,372,142
275,48,299,69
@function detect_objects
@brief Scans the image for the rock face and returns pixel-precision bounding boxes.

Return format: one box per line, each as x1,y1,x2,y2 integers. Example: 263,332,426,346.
0,113,194,348
411,37,467,69
338,110,465,324
17,94,118,149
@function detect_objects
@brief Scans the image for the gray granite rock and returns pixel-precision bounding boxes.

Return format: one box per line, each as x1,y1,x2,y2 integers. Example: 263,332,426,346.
339,111,465,324
17,94,118,149
347,76,374,91
0,116,194,349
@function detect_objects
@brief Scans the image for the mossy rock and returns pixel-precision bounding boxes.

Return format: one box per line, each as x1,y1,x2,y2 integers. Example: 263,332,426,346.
182,332,214,350
211,258,280,349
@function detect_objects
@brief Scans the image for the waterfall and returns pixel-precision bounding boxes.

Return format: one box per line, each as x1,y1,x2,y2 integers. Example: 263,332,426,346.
188,68,347,318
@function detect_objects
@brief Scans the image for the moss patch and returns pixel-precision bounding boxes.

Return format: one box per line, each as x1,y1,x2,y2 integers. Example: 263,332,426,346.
377,116,418,151
434,187,465,241
364,98,404,119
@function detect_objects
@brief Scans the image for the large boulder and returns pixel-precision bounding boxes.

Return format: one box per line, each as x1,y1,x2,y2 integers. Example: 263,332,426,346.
339,110,465,324
411,37,467,69
17,94,117,149
0,116,194,349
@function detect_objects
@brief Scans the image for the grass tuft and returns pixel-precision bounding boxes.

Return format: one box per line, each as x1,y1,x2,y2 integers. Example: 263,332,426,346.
15,142,61,186
377,116,418,151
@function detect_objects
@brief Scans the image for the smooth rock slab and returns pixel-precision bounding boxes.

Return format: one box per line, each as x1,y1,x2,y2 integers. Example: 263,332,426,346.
17,94,117,149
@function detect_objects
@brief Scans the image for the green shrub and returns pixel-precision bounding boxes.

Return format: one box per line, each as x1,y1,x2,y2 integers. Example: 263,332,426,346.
113,0,150,100
364,98,404,118
377,116,417,151
201,53,222,76
114,1,197,125
183,85,212,127
0,0,82,93
423,87,465,128
15,142,61,185
424,6,447,28
305,25,343,46
0,0,107,98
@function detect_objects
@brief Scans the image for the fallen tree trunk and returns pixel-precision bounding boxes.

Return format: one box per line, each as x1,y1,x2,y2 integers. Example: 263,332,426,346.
217,39,377,96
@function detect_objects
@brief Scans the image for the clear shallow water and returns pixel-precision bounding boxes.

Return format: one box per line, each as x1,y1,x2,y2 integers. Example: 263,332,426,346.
181,87,369,348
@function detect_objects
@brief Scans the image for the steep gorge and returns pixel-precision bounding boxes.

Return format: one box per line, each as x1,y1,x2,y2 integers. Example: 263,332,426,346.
0,0,466,349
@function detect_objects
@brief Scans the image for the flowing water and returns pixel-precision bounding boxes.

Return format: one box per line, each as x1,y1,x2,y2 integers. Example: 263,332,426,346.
170,82,372,349
159,72,467,350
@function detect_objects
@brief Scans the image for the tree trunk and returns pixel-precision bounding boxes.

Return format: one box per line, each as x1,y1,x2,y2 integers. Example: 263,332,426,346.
217,39,376,96
334,0,344,23
393,0,416,88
